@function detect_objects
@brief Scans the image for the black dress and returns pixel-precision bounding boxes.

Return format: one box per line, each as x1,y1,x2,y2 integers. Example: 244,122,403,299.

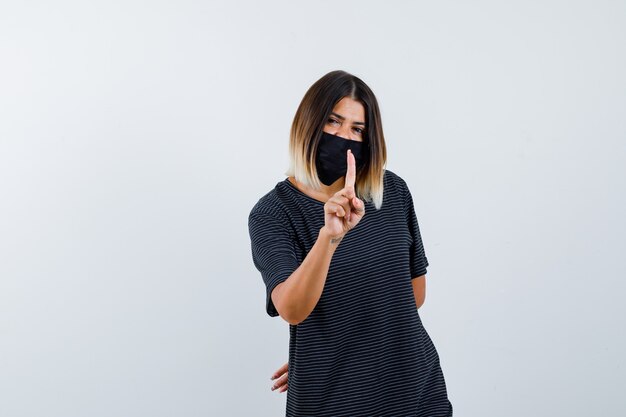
248,169,452,416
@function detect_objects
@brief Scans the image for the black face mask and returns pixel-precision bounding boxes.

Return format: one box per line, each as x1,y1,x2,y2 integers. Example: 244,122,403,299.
315,131,367,186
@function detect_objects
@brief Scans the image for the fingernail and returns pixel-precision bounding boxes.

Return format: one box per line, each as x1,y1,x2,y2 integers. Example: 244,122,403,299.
270,376,275,380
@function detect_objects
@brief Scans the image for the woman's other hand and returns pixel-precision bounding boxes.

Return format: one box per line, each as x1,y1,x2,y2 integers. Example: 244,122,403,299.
323,149,366,239
270,362,288,393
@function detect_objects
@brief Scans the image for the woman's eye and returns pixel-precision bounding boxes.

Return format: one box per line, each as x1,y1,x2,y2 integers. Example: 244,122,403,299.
353,127,363,134
328,118,339,125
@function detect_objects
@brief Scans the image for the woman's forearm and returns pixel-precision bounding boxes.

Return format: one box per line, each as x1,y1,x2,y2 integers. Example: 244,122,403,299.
272,226,341,325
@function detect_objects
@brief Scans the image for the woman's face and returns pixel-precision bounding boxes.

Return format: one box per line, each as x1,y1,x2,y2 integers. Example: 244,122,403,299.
323,97,366,142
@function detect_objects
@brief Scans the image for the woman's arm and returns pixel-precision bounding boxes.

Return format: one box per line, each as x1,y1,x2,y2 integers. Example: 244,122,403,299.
272,150,365,325
412,275,426,309
271,226,340,325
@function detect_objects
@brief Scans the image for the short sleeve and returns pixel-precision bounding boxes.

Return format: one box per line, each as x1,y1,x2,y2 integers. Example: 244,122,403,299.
248,210,300,317
402,181,429,278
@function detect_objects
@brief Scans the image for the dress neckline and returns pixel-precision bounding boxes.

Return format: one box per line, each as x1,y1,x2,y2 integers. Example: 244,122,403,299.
282,177,327,205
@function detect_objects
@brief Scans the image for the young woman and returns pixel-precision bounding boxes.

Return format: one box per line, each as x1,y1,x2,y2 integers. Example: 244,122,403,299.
248,70,453,416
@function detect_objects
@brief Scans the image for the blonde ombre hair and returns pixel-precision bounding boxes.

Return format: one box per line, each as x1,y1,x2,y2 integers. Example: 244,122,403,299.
285,70,387,210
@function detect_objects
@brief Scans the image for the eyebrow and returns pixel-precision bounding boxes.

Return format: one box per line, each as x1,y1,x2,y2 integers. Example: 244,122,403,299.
330,112,366,126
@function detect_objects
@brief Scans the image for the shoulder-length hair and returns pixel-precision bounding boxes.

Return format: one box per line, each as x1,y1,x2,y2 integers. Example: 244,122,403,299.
285,70,387,210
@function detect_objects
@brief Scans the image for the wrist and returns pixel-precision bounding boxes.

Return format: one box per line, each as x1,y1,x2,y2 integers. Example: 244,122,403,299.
319,226,344,245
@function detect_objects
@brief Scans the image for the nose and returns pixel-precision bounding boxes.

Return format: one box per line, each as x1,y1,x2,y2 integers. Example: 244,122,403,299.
335,124,352,140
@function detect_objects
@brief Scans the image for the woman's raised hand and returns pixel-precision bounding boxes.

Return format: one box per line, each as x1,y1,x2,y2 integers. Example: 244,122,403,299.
323,149,366,239
270,362,288,393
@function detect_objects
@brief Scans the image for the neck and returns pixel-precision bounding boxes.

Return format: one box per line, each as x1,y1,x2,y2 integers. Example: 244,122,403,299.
288,176,346,203
319,176,345,198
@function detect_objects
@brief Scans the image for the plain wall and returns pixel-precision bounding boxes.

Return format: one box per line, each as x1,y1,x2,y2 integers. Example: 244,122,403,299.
1,1,624,416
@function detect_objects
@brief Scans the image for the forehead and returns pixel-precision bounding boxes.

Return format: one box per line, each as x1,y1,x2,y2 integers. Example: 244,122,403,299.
332,97,365,119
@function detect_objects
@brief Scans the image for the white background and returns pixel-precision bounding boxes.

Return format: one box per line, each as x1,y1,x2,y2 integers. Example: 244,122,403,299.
1,1,625,416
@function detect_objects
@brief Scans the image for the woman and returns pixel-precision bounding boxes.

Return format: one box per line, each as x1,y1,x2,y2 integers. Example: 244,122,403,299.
248,70,453,416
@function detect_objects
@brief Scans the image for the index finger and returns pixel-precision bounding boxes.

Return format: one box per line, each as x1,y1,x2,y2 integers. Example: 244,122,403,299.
345,149,356,192
271,362,288,380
